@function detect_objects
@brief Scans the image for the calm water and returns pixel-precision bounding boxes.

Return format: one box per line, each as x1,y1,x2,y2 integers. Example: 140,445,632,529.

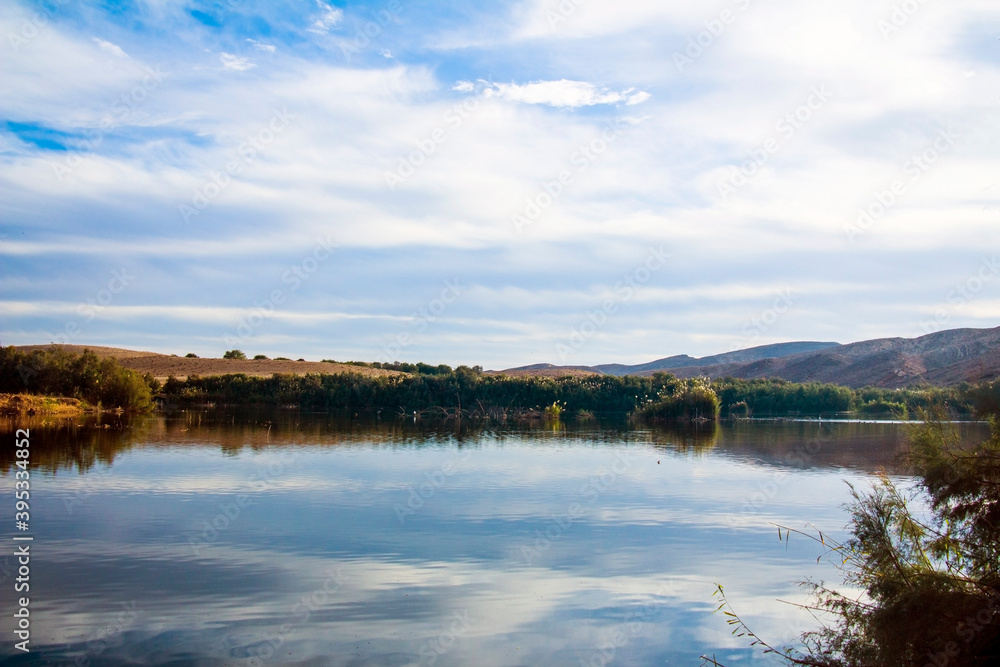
0,412,989,666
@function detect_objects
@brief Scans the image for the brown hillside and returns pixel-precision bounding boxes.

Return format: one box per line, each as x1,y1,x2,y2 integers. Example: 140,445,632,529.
651,326,1000,388
14,345,403,382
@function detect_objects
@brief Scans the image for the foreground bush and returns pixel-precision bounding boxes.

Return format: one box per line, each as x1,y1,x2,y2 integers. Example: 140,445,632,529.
705,405,1000,666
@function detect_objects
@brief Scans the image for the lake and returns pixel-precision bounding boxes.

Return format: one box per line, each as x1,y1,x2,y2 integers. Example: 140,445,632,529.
1,412,989,666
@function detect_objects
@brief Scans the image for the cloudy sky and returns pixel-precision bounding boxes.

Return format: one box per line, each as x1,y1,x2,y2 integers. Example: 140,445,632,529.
1,0,998,369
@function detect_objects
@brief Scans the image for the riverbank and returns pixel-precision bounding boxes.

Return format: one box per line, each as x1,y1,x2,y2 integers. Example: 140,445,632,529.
0,393,88,416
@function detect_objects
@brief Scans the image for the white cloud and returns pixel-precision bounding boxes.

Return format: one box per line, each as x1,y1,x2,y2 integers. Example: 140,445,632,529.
247,38,276,53
220,52,256,71
2,1,999,366
309,1,344,34
626,90,651,105
481,79,650,108
93,37,128,58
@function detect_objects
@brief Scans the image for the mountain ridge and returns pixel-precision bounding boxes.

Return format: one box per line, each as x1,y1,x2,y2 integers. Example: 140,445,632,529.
499,326,1000,388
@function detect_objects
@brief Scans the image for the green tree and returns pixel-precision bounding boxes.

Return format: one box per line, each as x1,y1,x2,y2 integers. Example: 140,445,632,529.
223,349,247,360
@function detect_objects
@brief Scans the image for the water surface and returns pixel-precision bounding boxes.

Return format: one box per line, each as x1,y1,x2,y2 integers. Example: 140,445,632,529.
1,412,986,665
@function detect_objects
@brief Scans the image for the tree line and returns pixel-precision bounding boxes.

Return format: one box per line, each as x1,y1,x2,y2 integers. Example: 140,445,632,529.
159,364,988,420
2,347,993,419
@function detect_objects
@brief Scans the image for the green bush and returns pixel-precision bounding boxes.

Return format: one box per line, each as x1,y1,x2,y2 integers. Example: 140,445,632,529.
0,346,154,411
634,378,721,422
223,349,247,360
707,406,1000,666
858,399,907,417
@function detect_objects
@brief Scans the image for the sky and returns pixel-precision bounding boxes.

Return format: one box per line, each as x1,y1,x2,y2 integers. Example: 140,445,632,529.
1,0,998,369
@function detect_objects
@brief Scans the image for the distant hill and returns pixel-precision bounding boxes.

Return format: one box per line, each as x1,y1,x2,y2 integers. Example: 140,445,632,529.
655,326,1000,388
498,342,840,378
593,341,841,376
497,327,1000,388
488,363,602,378
12,345,402,382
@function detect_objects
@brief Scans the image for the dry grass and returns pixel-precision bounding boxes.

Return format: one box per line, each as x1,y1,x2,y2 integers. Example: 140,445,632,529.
14,345,405,382
0,393,86,416
488,368,601,379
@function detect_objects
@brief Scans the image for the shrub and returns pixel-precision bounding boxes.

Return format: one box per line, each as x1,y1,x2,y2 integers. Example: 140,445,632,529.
706,406,1000,666
223,350,247,360
635,378,720,422
0,346,154,411
544,401,563,419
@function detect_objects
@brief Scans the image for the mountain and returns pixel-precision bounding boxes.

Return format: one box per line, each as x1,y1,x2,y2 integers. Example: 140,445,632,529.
497,326,1000,388
637,327,1000,388
593,341,841,376
499,342,840,378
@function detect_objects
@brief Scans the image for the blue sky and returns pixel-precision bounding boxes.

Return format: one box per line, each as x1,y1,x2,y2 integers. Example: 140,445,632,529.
1,0,998,368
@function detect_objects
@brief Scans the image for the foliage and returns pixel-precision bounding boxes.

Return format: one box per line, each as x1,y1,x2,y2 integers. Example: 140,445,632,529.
185,353,199,358
714,378,853,416
253,354,269,360
223,349,247,360
963,380,1000,417
544,401,564,419
857,399,907,418
160,368,676,416
704,405,1000,666
713,378,963,418
157,362,995,423
0,346,155,411
635,377,721,422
